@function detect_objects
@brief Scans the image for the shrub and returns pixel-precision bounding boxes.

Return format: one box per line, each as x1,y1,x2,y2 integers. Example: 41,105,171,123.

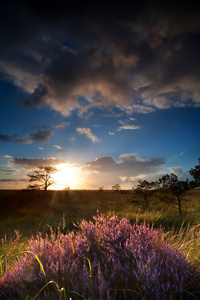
0,213,199,299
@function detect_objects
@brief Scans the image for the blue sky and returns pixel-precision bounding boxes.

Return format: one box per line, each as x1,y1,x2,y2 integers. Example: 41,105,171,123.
0,1,200,189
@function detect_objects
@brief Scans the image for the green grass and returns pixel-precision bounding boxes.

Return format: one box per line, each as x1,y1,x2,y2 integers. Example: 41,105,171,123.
0,189,200,278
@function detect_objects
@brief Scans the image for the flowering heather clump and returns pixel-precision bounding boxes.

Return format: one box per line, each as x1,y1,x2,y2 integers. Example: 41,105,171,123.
0,213,199,299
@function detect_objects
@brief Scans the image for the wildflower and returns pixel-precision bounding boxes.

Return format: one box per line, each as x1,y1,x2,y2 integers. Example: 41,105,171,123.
0,213,199,299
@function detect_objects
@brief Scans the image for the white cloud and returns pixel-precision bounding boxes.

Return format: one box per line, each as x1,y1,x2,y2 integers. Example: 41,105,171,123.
76,128,101,143
53,145,62,149
3,155,13,158
55,122,70,129
53,145,64,153
179,150,187,156
123,105,155,114
108,131,115,135
118,120,126,125
118,125,141,131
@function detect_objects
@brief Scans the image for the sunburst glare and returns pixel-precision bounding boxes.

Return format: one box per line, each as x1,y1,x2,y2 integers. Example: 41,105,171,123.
53,164,78,189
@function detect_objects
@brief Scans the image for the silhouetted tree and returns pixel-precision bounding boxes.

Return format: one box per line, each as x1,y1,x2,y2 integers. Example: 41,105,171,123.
99,186,104,192
112,184,121,192
134,180,158,206
189,158,200,187
158,174,194,215
27,166,58,191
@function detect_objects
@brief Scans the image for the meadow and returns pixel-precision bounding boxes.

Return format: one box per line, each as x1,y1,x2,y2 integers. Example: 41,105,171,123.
0,189,200,299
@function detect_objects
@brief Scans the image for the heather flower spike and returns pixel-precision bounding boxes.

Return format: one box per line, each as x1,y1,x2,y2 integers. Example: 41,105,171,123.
0,213,199,299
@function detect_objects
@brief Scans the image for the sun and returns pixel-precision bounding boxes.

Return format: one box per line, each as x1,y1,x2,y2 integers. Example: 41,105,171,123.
53,164,78,190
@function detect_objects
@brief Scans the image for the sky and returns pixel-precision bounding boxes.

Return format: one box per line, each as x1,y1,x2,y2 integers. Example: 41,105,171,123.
0,1,200,190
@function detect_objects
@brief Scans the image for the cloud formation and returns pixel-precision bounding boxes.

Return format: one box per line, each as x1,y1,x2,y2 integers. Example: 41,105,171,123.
168,166,184,176
3,155,13,159
55,122,70,129
0,168,16,175
13,157,65,169
53,145,64,153
83,154,165,188
77,128,101,143
0,121,70,146
24,130,54,144
53,145,62,149
168,166,194,181
1,2,200,116
118,125,141,131
0,178,26,182
0,130,54,144
179,151,187,156
0,177,27,189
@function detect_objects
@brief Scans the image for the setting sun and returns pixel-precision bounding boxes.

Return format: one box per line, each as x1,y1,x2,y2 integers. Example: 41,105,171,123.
53,164,78,189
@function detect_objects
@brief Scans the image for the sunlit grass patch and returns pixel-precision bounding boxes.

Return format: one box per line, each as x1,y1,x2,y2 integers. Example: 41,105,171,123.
0,230,28,278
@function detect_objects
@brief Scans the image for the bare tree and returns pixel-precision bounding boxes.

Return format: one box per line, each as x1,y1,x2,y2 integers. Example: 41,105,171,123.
27,166,58,191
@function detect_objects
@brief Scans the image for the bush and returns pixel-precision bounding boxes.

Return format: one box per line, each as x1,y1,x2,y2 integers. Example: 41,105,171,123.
0,213,199,299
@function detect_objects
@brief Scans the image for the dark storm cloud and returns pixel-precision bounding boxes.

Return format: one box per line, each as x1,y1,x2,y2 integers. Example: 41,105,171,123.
1,2,200,115
0,130,54,144
19,84,47,107
13,157,65,169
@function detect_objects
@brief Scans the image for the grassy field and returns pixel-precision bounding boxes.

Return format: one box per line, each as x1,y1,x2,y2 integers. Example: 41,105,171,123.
1,189,200,236
1,189,200,262
0,189,200,299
